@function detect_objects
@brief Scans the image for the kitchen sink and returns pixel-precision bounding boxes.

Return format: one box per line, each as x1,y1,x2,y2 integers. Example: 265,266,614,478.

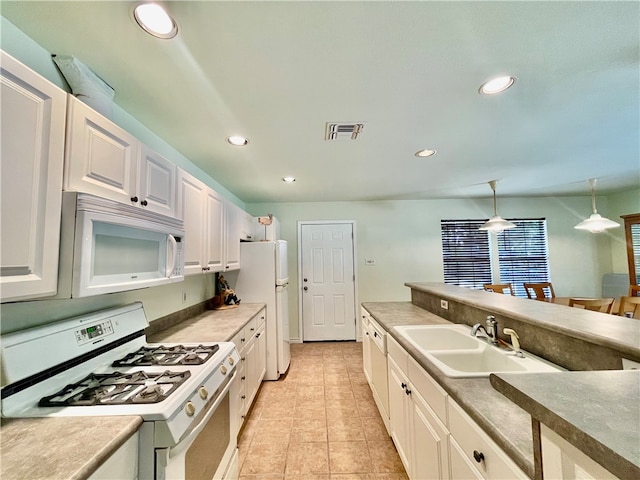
393,324,562,378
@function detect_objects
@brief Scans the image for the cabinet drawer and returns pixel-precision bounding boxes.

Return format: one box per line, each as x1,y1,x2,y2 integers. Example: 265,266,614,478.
408,355,448,426
448,399,528,479
387,335,408,371
244,315,258,341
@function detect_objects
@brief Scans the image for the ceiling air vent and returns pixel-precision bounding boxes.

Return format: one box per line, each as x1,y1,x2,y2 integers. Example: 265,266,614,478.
325,122,365,141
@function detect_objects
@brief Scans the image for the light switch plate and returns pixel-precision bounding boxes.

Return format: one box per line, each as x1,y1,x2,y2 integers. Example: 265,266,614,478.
440,299,449,309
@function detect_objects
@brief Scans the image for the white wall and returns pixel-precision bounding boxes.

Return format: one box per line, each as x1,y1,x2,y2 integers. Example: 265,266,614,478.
248,193,638,340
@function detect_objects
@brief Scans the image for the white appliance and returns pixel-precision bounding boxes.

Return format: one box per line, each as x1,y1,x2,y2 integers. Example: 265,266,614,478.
56,191,184,298
252,215,280,241
0,302,240,480
234,240,290,379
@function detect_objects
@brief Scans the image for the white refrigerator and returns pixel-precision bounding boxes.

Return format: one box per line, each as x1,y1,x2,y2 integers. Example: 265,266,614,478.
234,240,290,380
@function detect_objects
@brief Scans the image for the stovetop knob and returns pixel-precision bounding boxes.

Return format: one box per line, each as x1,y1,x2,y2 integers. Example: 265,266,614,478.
184,401,196,417
199,386,209,400
220,365,228,375
228,356,235,366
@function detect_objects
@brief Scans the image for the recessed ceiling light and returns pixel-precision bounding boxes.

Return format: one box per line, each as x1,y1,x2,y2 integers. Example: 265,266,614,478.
226,135,249,146
134,3,178,39
479,75,516,95
282,176,296,183
415,149,437,158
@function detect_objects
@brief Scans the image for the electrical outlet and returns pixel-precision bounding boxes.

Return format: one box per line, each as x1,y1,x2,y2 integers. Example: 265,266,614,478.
365,258,376,266
182,291,187,304
440,299,449,310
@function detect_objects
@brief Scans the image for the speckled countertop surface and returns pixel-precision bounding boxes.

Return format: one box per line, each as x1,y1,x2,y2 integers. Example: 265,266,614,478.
147,303,265,343
363,301,538,479
0,303,264,480
491,370,640,480
0,416,142,480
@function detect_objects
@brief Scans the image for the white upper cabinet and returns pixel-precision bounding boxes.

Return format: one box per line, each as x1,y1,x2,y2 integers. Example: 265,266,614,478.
204,188,224,272
138,145,177,217
224,201,242,272
1,51,67,302
64,96,176,216
177,170,208,276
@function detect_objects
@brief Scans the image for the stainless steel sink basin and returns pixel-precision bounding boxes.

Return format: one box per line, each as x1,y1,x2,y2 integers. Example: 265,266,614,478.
393,324,562,378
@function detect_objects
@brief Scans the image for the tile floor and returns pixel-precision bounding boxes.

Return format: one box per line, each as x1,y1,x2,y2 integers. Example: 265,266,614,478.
237,341,408,480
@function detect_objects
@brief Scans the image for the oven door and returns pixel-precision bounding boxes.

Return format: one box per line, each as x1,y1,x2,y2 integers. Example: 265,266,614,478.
156,373,237,480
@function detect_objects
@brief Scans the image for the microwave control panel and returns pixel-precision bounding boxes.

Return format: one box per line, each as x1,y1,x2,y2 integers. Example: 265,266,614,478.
75,319,114,346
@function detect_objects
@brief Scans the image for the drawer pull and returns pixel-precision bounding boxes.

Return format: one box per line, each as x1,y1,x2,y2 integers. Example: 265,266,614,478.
401,382,407,389
473,450,485,463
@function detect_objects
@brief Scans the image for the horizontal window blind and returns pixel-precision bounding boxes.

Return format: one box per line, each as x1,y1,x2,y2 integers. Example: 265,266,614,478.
441,220,491,289
497,219,550,297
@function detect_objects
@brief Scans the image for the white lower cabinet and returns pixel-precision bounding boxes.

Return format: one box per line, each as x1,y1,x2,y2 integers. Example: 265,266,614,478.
361,309,372,384
362,309,390,432
540,424,618,480
448,396,528,480
387,335,449,480
88,432,138,480
381,331,527,480
231,309,266,437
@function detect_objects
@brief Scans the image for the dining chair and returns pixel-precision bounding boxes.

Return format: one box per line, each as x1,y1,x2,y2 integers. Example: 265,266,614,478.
568,297,615,314
524,282,556,300
483,283,514,295
618,296,640,318
629,285,640,297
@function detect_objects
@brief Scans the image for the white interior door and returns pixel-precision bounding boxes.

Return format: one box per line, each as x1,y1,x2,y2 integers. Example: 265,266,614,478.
301,223,356,341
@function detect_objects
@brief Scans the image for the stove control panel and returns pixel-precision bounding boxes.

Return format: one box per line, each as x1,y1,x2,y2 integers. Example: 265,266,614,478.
75,320,114,345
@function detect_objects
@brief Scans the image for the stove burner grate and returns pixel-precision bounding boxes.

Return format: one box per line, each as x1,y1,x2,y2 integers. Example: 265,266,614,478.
38,370,191,406
111,344,219,367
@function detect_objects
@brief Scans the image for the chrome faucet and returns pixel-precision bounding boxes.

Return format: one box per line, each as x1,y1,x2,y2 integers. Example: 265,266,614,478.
471,316,499,345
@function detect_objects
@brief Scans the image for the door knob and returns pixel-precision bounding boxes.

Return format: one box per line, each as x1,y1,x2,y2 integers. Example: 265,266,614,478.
303,286,308,291
303,278,308,282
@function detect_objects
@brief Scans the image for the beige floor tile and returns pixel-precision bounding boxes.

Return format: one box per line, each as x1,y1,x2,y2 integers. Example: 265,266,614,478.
240,442,288,475
324,385,356,400
326,399,359,418
361,416,389,442
355,396,380,417
291,417,328,442
329,441,373,474
367,441,406,473
243,342,404,479
327,416,365,442
285,441,329,474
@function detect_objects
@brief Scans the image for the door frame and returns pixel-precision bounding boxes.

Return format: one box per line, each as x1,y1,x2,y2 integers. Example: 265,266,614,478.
296,220,360,343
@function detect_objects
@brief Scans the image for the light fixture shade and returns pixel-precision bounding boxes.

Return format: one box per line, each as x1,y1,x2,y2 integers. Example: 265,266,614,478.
479,215,517,234
574,178,620,233
574,213,620,233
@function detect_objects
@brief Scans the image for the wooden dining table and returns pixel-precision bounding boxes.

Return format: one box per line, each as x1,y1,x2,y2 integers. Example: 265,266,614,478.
535,297,621,315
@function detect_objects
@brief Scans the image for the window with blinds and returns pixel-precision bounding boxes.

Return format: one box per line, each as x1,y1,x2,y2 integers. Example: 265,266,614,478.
441,218,550,296
497,219,550,297
441,220,492,289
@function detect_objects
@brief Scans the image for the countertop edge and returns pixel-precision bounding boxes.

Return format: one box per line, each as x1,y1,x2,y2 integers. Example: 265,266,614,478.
490,373,640,480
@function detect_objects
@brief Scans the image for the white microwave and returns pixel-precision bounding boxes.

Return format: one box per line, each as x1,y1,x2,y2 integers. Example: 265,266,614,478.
56,192,185,298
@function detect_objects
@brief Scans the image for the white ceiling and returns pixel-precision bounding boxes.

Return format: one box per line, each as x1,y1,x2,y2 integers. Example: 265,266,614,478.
2,1,638,203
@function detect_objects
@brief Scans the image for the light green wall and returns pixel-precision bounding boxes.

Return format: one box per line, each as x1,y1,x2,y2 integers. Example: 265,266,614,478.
248,193,638,340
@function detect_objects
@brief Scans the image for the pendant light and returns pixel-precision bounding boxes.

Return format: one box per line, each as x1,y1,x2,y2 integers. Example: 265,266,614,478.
574,178,620,233
479,180,516,234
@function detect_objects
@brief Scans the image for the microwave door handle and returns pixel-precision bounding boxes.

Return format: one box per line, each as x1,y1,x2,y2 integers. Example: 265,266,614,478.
166,234,178,277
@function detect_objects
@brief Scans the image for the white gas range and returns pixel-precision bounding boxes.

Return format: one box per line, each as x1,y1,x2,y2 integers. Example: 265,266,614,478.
0,302,240,480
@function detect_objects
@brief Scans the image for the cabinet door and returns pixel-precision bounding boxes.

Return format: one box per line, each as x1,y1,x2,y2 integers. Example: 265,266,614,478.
177,170,206,275
255,319,267,385
65,96,138,204
361,310,372,383
205,189,224,272
450,437,484,480
1,51,66,302
387,355,412,476
138,145,176,217
224,201,241,271
412,388,450,480
244,335,258,408
241,210,255,241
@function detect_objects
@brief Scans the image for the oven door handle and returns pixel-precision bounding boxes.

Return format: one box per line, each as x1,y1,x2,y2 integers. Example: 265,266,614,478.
168,368,236,459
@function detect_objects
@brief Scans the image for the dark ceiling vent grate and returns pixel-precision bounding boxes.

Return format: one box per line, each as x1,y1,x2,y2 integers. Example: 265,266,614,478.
325,122,365,140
